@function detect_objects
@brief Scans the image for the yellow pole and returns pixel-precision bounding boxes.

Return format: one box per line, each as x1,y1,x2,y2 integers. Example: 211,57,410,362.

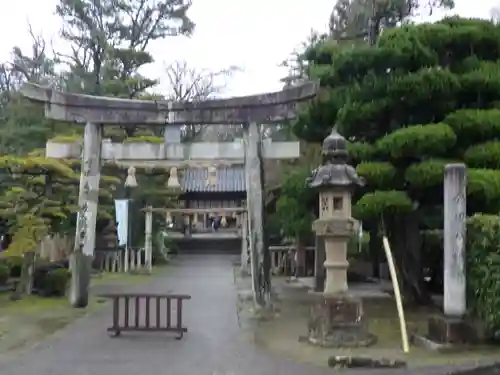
382,236,410,353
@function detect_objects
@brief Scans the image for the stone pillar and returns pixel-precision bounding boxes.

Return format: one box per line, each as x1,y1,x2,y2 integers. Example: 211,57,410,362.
427,164,467,344
306,127,374,347
443,164,467,317
145,207,153,273
70,121,102,308
244,122,270,307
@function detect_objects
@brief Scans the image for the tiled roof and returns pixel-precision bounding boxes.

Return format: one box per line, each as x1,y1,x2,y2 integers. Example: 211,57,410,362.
180,165,246,192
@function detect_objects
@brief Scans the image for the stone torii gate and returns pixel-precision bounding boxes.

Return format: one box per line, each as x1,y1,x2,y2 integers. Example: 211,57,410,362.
21,81,319,308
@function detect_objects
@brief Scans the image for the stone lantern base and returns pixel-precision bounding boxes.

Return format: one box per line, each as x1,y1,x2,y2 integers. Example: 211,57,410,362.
307,294,376,347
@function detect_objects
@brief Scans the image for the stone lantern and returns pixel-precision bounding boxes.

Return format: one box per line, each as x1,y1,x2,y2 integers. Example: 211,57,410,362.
306,126,374,347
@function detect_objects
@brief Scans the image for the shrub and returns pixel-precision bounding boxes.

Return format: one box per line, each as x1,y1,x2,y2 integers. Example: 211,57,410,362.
0,263,9,285
41,268,71,297
32,261,67,293
6,256,23,278
467,214,500,334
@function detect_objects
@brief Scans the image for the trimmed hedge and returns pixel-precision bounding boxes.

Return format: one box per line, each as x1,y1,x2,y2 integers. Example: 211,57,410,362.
464,141,500,169
356,162,397,189
467,214,500,333
348,142,377,164
353,190,413,220
376,123,456,159
404,159,449,189
444,109,500,146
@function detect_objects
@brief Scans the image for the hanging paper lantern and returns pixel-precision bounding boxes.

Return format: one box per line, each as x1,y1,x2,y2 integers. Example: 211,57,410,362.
124,166,138,187
166,166,180,188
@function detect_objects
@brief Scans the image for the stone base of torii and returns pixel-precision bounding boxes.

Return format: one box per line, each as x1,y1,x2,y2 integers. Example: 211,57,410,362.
21,81,319,309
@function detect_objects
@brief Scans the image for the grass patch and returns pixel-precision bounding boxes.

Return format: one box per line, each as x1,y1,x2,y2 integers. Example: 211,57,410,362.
0,267,163,353
91,266,163,286
0,292,99,353
0,293,81,313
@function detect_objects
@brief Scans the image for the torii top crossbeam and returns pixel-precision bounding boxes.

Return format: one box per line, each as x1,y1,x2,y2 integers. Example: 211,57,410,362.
20,81,319,125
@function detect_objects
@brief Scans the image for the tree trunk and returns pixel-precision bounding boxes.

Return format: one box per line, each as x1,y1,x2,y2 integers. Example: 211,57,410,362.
368,223,380,278
387,211,429,306
10,251,35,300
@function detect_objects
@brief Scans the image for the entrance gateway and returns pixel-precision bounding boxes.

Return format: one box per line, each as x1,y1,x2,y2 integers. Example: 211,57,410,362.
20,81,319,309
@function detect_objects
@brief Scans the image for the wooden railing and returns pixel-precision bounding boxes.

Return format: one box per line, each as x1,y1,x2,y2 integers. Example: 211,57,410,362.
100,293,191,339
269,245,315,276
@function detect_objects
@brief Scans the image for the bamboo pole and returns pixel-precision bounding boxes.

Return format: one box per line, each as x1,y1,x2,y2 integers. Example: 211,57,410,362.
382,236,410,353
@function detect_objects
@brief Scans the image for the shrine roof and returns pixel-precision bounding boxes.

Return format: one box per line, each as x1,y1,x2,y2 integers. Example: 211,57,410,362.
181,165,246,193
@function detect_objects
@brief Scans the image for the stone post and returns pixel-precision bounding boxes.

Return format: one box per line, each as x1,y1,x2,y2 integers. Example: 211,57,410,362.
443,164,467,317
70,121,102,308
145,207,153,273
306,127,374,347
427,163,467,344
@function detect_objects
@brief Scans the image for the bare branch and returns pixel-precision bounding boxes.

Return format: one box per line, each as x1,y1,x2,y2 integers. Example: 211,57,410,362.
162,60,242,141
163,60,241,102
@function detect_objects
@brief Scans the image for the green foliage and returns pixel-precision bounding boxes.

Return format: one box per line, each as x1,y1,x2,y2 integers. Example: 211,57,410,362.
376,123,456,159
421,229,443,254
41,268,71,297
404,159,449,189
296,19,500,142
356,162,397,189
467,214,500,332
464,141,500,169
297,18,500,216
347,231,370,260
468,169,500,210
348,142,377,164
57,0,194,97
0,155,77,179
294,14,500,306
328,0,455,52
4,214,50,257
123,136,164,144
3,256,22,277
353,190,413,220
0,263,9,285
49,135,82,143
444,109,500,147
274,168,316,241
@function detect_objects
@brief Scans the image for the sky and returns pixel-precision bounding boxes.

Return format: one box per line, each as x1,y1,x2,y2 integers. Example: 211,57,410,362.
0,0,498,97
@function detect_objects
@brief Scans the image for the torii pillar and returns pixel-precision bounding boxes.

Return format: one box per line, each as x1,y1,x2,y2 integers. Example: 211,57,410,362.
70,122,102,307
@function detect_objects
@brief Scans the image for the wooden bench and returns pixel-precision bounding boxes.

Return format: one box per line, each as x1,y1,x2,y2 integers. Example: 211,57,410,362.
100,293,191,339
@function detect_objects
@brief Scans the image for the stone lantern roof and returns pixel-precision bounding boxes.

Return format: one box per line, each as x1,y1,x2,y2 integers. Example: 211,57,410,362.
306,126,365,189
